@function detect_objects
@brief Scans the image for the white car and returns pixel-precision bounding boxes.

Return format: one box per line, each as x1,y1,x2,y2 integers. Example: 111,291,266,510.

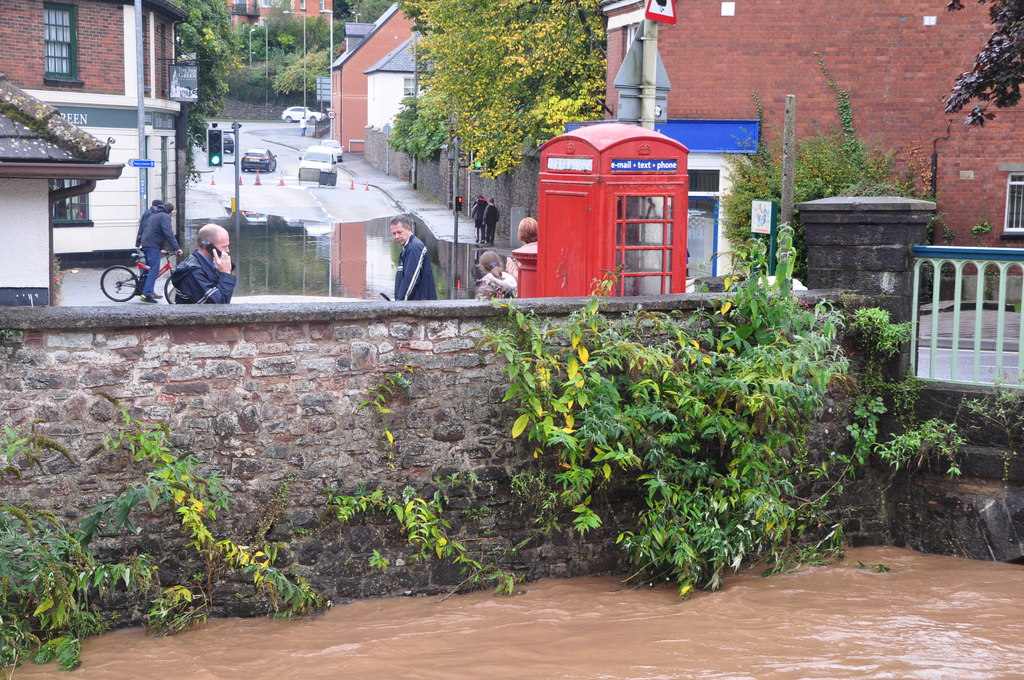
281,106,322,123
298,145,338,182
320,139,343,163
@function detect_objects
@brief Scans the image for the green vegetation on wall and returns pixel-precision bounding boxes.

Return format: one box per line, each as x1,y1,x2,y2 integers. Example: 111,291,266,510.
721,56,925,282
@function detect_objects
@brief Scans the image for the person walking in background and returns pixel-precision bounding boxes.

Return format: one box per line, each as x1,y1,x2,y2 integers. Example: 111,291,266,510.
137,201,182,303
390,214,437,301
471,195,487,244
170,224,236,304
474,250,517,300
300,116,308,137
505,216,538,281
135,199,163,248
483,198,500,246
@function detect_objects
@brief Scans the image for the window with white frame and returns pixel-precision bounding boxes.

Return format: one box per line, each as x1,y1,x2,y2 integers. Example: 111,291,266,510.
1005,173,1024,232
44,3,76,79
403,77,415,97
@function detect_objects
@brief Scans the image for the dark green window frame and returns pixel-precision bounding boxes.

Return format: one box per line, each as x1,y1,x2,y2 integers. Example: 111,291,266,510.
44,3,77,79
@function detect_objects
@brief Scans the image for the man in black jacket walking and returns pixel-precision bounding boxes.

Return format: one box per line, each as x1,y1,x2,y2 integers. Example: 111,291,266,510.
483,198,500,246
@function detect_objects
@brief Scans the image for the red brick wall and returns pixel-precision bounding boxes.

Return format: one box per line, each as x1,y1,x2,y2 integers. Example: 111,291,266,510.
1,1,178,100
1,1,125,95
334,12,413,150
606,1,1024,246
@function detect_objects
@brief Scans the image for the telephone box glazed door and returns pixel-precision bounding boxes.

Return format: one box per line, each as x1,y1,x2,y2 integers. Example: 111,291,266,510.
612,192,683,295
537,123,689,297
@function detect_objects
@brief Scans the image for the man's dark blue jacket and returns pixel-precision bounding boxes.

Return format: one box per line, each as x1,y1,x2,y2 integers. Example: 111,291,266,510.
170,251,236,304
394,234,437,300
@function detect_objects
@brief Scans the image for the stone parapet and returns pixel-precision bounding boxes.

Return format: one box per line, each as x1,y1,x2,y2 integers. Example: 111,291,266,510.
799,196,935,324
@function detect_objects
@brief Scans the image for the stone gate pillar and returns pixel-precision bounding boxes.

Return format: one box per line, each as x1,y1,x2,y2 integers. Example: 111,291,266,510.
798,196,935,323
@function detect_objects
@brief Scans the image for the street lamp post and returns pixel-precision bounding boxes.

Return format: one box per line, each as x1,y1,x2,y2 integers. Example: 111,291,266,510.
282,8,307,114
321,9,333,140
248,27,255,68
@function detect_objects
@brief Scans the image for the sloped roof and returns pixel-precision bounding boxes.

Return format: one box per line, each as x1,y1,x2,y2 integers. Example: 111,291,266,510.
0,72,121,179
334,3,402,69
365,36,414,75
0,73,111,163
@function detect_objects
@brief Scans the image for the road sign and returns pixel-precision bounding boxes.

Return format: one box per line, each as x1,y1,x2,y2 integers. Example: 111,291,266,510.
128,158,155,168
645,0,677,24
327,110,336,120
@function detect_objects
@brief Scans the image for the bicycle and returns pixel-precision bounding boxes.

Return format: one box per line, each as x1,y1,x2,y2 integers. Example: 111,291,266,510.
100,250,178,303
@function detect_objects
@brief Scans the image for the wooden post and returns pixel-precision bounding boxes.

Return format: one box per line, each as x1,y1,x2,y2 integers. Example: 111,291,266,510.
781,95,796,228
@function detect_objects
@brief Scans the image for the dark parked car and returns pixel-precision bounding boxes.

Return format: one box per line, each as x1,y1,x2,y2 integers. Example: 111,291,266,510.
224,135,234,154
240,148,277,173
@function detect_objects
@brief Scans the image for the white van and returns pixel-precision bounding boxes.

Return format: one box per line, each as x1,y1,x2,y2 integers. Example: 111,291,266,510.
298,145,338,182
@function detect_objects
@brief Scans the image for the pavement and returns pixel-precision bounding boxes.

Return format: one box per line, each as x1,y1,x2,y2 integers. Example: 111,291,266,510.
917,306,1021,351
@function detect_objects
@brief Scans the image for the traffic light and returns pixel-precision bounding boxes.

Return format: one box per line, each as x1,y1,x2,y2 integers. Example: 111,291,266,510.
207,128,223,167
455,196,464,212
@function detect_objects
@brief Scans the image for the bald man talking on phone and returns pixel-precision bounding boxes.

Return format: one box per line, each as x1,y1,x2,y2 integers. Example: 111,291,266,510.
170,224,237,304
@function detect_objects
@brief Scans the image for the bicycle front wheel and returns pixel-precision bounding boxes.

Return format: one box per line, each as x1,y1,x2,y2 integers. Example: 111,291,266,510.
163,276,177,304
100,265,140,302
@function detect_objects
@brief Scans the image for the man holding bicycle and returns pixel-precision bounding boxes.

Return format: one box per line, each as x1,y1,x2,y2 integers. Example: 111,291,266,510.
138,201,182,303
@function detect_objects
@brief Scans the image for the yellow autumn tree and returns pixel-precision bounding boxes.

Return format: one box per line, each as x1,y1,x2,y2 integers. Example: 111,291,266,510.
399,0,606,176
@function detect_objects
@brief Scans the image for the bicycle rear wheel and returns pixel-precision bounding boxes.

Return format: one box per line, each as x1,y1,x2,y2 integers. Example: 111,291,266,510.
100,265,140,302
163,276,177,304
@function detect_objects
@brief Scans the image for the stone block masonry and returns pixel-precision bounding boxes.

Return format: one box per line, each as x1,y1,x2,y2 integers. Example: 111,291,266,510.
0,298,719,613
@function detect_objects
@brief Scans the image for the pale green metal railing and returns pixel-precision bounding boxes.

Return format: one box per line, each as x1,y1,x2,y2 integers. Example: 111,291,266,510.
911,246,1024,387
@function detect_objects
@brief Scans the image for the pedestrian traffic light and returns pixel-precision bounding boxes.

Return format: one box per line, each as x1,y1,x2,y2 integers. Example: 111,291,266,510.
207,128,223,167
455,195,464,212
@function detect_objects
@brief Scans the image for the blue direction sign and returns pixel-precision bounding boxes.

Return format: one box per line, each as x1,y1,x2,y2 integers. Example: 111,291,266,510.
128,159,155,168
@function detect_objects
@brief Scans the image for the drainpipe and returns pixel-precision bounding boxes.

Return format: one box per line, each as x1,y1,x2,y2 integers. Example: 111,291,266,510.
931,120,952,200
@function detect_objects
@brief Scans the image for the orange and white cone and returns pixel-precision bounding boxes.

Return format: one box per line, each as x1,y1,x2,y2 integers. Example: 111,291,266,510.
238,175,244,185
255,170,261,186
210,174,216,185
278,172,285,186
350,178,355,190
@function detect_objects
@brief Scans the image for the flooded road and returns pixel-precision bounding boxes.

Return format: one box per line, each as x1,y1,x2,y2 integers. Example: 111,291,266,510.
13,547,1024,679
187,214,461,301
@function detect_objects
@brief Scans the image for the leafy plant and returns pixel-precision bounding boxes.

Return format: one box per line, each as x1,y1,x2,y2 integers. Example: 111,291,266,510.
485,227,855,595
0,503,156,673
80,401,327,634
358,367,416,465
846,307,963,476
962,387,1024,481
327,473,520,596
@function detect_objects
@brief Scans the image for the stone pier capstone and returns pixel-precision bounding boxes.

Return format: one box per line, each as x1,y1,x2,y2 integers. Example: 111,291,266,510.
798,196,934,323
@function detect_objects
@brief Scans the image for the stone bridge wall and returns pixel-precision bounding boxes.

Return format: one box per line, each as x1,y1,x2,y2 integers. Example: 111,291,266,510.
11,297,850,614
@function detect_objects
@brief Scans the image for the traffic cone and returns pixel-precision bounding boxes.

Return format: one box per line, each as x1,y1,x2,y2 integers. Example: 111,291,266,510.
238,175,244,185
278,172,285,186
365,183,369,191
210,175,216,185
350,178,355,190
255,170,261,186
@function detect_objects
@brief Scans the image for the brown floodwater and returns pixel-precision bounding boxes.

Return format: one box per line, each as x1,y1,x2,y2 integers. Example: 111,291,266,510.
12,547,1024,680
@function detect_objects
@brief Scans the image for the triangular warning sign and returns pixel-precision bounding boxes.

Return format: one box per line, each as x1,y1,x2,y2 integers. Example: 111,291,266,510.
645,0,676,24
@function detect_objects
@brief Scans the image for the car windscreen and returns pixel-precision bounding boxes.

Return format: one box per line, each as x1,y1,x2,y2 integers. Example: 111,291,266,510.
303,152,331,163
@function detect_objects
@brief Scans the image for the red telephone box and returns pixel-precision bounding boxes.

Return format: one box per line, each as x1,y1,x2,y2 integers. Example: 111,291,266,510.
535,123,689,297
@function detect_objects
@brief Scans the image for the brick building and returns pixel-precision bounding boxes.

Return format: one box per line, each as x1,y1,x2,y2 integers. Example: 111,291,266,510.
329,4,412,153
601,0,1024,257
0,0,186,265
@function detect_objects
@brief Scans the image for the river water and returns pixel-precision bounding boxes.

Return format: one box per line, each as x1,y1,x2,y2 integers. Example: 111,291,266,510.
12,547,1024,679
